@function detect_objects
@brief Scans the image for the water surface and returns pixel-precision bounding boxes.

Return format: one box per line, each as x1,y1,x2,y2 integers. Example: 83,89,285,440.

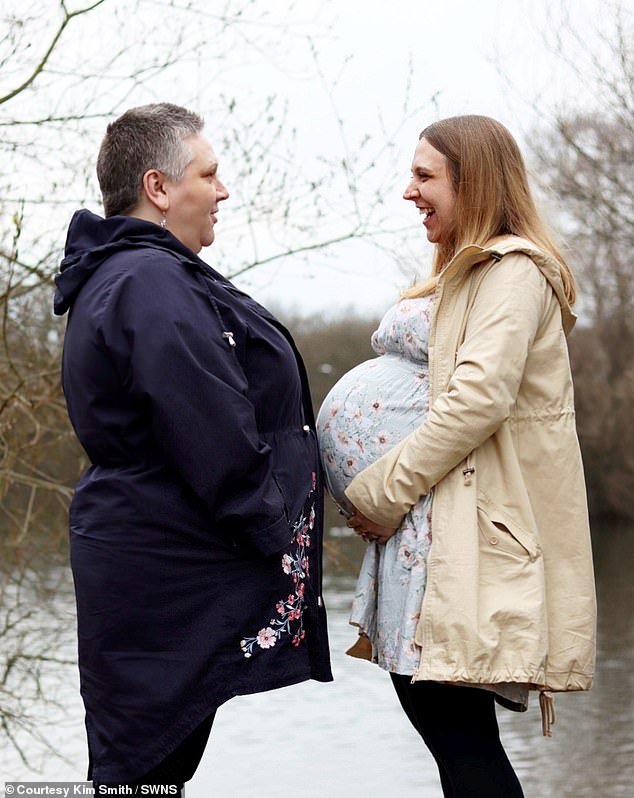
1,523,631,797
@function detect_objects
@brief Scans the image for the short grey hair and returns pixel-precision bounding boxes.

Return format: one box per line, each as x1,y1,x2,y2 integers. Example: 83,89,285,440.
96,103,204,217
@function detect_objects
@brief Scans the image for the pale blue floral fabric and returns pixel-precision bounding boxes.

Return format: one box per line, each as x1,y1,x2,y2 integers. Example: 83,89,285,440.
317,296,434,674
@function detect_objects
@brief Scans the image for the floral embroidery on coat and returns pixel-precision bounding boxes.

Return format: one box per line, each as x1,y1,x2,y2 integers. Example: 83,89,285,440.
240,478,315,658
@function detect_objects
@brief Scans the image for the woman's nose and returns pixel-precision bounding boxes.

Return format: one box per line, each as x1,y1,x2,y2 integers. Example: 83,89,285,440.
403,181,418,201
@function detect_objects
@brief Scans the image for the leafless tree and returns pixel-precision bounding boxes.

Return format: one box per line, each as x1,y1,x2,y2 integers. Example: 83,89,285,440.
528,1,634,518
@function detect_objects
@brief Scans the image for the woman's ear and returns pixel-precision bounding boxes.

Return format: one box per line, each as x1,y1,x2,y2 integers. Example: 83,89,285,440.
142,169,169,213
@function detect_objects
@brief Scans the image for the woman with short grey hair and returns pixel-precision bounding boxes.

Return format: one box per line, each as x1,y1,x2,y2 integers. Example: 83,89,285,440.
55,103,332,794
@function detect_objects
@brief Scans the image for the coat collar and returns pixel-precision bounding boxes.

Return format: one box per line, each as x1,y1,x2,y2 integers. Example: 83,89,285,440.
440,236,577,335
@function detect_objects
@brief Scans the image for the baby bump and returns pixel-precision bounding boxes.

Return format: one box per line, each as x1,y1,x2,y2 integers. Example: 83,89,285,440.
316,355,429,510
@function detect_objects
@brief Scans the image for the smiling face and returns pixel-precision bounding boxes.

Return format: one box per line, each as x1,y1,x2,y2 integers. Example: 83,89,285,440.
403,137,457,246
164,134,229,253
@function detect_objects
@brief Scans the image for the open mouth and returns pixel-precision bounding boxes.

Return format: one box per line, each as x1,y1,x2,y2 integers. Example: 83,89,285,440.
419,207,435,220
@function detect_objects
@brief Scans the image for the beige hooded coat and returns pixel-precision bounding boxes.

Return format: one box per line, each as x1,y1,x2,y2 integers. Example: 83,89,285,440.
345,237,596,699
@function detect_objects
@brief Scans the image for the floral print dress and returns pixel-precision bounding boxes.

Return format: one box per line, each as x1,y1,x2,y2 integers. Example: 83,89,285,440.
317,296,434,675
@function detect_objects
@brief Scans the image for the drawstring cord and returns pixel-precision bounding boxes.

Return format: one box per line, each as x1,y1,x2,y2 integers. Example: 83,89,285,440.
539,690,556,737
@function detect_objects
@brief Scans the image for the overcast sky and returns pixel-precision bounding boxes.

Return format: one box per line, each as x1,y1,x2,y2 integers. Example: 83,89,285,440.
212,0,606,317
6,0,611,319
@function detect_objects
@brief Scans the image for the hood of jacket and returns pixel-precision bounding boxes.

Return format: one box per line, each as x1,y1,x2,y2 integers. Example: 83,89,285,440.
54,209,210,316
441,236,578,335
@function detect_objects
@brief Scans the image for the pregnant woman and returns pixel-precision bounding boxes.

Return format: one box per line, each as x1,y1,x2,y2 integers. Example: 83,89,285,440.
317,115,596,798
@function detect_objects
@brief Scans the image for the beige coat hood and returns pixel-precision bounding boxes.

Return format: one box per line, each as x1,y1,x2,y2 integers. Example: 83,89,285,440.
346,238,596,701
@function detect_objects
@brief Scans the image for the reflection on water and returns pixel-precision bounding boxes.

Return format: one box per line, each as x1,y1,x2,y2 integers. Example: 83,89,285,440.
1,524,632,797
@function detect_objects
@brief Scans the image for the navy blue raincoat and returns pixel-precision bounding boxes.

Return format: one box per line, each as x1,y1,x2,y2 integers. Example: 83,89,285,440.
54,210,332,783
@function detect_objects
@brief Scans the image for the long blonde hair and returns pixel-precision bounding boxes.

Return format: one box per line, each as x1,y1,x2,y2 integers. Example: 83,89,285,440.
402,115,576,304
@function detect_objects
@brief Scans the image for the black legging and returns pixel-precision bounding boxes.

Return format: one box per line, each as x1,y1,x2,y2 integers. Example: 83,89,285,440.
390,674,524,798
92,709,215,797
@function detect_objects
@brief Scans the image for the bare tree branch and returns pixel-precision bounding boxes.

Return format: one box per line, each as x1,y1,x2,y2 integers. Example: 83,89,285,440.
0,0,108,106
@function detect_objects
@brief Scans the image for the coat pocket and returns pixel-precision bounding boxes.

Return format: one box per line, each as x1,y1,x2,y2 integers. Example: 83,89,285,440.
477,503,541,562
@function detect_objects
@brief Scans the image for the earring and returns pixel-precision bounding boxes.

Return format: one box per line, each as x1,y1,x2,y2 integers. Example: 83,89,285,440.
160,212,167,229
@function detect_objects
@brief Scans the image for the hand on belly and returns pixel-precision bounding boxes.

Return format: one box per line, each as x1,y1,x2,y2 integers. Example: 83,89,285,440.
345,504,398,545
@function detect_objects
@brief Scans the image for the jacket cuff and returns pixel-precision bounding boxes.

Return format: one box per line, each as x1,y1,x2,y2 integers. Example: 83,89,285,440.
344,478,407,528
